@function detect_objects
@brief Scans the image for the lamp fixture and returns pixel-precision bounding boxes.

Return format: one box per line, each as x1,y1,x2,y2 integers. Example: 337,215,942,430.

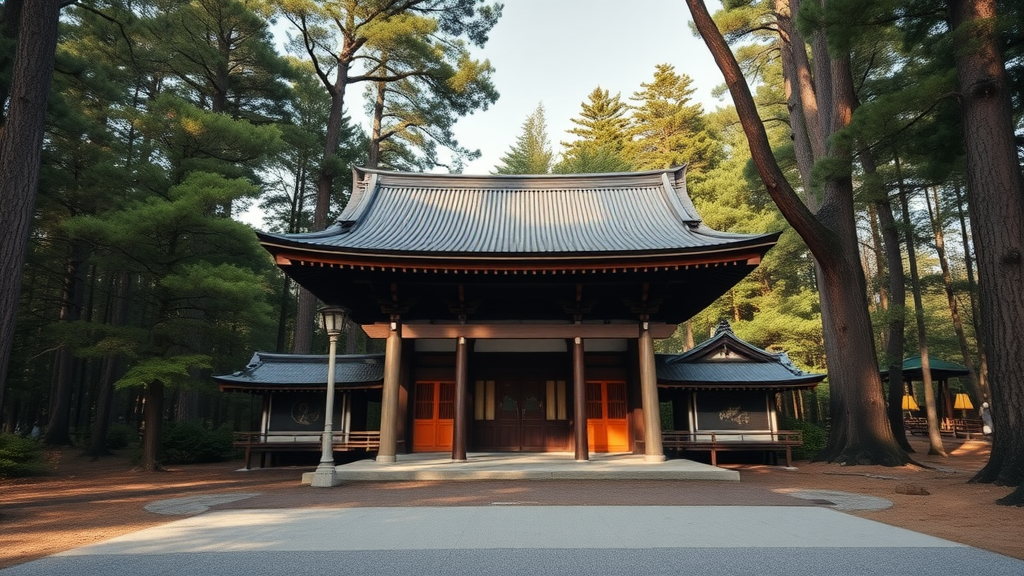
901,394,920,411
319,306,349,336
953,393,974,412
311,305,349,488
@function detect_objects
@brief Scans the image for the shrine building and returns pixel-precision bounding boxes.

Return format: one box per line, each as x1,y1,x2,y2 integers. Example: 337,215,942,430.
249,166,781,463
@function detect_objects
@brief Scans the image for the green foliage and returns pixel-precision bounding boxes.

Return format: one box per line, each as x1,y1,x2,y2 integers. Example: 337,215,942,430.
555,86,632,174
660,401,674,431
0,434,48,478
625,64,721,179
781,416,828,461
105,423,136,450
116,355,212,391
161,420,236,465
560,87,630,158
553,142,632,174
493,103,553,174
362,11,498,171
148,0,294,122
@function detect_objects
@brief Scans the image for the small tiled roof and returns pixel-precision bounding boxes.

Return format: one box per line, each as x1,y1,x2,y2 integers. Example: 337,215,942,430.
214,352,384,391
257,167,777,258
656,320,824,389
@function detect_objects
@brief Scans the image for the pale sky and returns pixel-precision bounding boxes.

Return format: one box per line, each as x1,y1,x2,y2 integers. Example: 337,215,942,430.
451,0,729,173
254,0,729,225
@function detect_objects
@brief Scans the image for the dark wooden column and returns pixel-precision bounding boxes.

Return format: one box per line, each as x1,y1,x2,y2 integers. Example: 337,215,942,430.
452,336,469,461
639,322,666,462
573,336,589,461
377,317,402,463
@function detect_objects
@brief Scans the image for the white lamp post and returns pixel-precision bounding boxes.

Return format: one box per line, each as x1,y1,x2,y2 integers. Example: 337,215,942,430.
311,306,348,488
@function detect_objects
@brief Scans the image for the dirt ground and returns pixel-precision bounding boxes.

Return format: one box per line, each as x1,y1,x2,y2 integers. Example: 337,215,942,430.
1,435,1021,570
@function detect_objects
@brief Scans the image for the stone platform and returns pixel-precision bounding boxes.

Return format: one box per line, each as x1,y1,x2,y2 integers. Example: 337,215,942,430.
300,452,739,483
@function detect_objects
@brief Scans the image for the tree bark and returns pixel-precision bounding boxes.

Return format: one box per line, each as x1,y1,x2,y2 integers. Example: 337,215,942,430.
875,199,911,451
954,183,989,400
293,28,359,353
896,165,946,456
141,380,165,471
775,0,817,196
686,0,907,465
291,288,316,354
859,146,912,452
949,0,1024,504
368,79,385,169
88,272,131,458
0,0,60,416
926,186,984,402
43,245,88,446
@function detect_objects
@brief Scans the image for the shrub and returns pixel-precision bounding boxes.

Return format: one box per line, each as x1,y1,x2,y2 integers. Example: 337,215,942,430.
161,420,236,464
782,417,828,461
106,423,136,450
0,433,48,478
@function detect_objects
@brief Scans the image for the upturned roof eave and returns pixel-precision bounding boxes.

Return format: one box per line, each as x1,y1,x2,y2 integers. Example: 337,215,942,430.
656,376,824,389
256,230,782,268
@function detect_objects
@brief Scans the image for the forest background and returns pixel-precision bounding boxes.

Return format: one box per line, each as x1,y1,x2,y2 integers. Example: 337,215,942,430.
0,0,1021,501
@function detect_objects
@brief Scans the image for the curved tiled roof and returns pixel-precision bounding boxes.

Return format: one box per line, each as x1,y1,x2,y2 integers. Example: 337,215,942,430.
657,320,825,388
214,352,384,390
258,167,777,257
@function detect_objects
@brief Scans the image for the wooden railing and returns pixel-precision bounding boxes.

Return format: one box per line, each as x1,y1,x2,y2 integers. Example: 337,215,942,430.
904,418,985,439
662,430,804,467
233,431,381,469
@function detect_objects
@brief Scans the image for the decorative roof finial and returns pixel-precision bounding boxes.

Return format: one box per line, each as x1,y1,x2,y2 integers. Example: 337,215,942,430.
714,319,733,335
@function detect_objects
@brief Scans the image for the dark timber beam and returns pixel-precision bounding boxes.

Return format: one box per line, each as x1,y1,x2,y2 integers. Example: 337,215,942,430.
361,323,677,340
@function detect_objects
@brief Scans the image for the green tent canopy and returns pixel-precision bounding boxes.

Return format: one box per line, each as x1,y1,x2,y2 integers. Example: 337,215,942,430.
880,355,970,381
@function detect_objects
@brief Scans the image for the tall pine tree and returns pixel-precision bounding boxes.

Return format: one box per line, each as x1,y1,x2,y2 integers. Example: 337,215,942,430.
493,103,553,174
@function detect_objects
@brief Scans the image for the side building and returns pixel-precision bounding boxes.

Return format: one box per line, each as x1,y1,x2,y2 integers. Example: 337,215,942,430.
242,166,780,463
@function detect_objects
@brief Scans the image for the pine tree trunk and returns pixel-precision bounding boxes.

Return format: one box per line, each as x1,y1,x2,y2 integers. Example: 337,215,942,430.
43,243,87,446
687,0,907,465
141,380,165,471
292,288,316,354
276,276,292,352
954,184,989,400
897,169,946,456
296,54,354,354
927,186,984,402
0,0,60,415
368,79,385,169
949,0,1024,504
876,198,911,451
860,146,911,452
867,205,888,313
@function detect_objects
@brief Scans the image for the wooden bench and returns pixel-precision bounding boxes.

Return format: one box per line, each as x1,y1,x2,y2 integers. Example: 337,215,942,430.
662,430,803,467
234,431,381,469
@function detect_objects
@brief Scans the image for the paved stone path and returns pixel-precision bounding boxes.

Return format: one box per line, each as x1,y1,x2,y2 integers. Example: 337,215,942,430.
4,497,1023,575
3,455,1021,576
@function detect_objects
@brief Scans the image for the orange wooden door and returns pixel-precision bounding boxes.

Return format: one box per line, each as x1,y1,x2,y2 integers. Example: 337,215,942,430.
586,381,629,452
412,381,454,452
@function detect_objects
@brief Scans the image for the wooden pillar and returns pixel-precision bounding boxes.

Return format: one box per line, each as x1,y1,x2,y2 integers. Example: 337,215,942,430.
377,317,402,463
639,322,666,462
940,379,954,424
452,336,469,461
573,336,589,461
